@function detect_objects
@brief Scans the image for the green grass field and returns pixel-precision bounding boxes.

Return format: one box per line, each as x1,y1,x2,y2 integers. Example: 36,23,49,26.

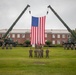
0,47,76,75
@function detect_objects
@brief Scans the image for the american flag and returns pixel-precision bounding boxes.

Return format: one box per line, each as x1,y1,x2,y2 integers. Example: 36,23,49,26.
31,16,46,45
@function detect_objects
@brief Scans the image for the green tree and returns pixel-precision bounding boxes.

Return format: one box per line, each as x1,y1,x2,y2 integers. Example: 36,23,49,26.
25,40,31,47
45,40,51,46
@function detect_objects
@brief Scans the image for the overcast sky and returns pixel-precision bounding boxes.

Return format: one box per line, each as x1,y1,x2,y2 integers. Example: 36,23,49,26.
0,0,76,30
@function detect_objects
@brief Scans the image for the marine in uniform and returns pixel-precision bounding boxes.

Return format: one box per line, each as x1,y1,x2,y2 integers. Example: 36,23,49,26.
46,48,49,58
41,49,44,58
34,48,38,57
10,44,12,49
6,44,9,49
29,48,33,57
2,43,5,49
38,49,41,58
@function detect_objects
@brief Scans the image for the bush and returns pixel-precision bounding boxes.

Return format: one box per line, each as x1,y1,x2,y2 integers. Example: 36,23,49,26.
45,40,51,47
52,44,62,47
23,40,31,47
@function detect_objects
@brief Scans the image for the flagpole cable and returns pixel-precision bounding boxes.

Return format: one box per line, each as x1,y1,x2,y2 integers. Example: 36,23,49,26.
46,6,49,15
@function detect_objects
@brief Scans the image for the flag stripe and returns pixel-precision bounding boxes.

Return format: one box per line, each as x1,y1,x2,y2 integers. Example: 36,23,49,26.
40,17,42,44
43,16,45,44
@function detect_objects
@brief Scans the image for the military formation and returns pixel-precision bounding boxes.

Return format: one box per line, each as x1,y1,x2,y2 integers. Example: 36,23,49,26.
2,43,12,49
63,44,76,50
29,47,49,58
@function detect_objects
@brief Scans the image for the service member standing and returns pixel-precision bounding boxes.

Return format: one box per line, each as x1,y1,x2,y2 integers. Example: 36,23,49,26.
41,49,44,58
10,44,12,49
71,44,74,50
38,49,41,58
34,48,38,57
67,44,70,50
29,48,33,57
75,44,76,50
6,44,9,49
46,48,49,58
63,44,66,50
2,43,5,49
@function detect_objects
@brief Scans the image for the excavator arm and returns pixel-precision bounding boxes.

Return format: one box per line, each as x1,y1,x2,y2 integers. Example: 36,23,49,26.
47,5,76,39
2,4,30,39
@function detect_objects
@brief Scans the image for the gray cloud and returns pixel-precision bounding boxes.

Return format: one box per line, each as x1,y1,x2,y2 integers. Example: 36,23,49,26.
0,0,76,30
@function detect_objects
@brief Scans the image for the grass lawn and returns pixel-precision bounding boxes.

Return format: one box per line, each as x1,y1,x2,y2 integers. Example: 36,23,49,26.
0,47,76,75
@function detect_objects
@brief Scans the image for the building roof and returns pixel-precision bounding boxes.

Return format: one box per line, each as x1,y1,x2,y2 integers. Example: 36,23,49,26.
46,29,69,34
0,29,29,33
0,29,70,34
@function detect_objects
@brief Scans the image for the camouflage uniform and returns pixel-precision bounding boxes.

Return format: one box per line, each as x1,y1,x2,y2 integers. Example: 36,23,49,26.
38,49,41,58
10,44,12,49
67,44,70,50
2,43,5,49
29,48,33,57
46,49,49,58
63,44,66,50
6,44,9,49
71,44,74,50
34,49,38,57
41,49,44,58
75,45,76,50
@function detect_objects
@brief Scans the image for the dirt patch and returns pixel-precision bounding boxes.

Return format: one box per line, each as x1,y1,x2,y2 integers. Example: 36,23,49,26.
33,62,47,65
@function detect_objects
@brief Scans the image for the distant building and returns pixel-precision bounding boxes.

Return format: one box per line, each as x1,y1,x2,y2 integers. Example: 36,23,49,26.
0,29,70,44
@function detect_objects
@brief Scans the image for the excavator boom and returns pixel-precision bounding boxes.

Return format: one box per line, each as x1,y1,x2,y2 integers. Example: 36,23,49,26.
2,4,30,39
47,5,76,39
